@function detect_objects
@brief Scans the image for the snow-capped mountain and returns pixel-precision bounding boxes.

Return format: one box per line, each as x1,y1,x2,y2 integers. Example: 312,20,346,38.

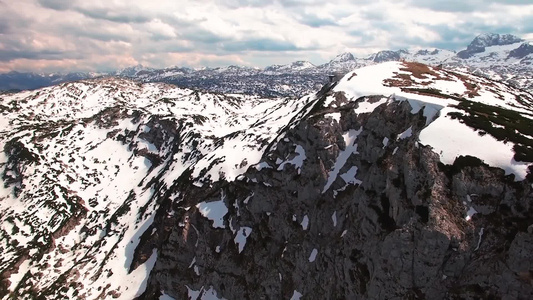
456,33,523,59
123,33,533,96
2,34,531,97
1,61,532,299
0,77,314,298
114,65,154,77
0,72,103,93
264,61,315,73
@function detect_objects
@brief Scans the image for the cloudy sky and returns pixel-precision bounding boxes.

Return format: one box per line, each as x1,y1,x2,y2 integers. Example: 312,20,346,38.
1,0,532,73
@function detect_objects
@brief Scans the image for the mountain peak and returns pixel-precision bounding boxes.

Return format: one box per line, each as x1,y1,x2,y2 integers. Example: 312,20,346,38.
331,52,355,63
369,50,407,63
457,33,524,59
469,33,523,48
117,64,150,77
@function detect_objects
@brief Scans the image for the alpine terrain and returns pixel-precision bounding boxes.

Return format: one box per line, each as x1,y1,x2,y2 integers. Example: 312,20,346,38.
1,33,532,98
1,60,533,299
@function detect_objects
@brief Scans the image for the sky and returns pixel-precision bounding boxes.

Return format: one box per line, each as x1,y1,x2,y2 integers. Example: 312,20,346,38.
0,0,532,73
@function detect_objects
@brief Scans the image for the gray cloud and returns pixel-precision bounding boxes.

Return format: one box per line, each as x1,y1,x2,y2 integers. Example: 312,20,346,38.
181,29,232,44
1,0,531,73
0,49,80,62
408,0,532,12
299,14,338,28
74,7,152,24
222,38,302,52
37,0,72,10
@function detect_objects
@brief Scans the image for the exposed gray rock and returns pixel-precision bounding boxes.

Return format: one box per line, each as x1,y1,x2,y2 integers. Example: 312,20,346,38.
139,85,533,300
508,43,533,59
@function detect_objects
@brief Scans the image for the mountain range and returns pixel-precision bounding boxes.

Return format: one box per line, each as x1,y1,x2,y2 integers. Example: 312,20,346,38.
1,33,532,97
1,54,533,299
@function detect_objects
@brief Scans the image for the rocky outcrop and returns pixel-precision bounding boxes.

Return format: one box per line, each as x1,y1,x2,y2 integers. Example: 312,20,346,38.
370,50,408,63
458,33,523,59
139,84,533,299
508,43,533,60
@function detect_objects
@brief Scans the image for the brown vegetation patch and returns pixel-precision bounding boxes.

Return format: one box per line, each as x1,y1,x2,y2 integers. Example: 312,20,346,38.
400,62,442,80
400,87,449,99
450,72,481,98
383,62,451,88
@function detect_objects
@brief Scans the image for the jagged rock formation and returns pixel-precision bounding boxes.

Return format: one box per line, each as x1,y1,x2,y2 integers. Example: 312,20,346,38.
457,33,523,59
1,62,533,299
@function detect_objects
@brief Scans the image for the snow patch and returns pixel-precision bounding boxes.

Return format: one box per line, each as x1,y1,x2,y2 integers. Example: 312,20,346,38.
419,108,530,181
291,290,303,300
339,166,361,185
382,137,389,148
301,215,309,230
132,249,158,298
325,112,341,123
309,248,318,262
234,226,252,253
323,128,362,193
397,126,413,140
277,145,306,171
159,292,176,300
475,227,484,251
196,192,228,229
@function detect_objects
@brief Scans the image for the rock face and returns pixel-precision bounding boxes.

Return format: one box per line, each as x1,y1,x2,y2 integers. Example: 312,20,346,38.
1,62,532,299
469,33,523,48
508,43,533,59
457,33,523,59
140,63,533,300
370,50,407,63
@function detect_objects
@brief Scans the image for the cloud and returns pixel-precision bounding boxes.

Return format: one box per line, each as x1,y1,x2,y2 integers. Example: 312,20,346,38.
37,0,71,10
299,14,339,28
222,38,301,52
407,0,532,12
0,0,531,73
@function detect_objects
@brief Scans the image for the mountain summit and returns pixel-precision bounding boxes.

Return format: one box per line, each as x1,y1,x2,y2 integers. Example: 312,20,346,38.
469,33,523,48
1,61,532,299
457,33,524,58
331,52,356,63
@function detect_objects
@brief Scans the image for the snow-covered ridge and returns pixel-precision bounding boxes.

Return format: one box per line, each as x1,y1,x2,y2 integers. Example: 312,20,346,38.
0,78,315,299
328,61,533,180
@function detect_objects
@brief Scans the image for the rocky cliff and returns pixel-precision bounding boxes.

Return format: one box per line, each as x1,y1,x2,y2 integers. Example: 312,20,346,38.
1,62,532,299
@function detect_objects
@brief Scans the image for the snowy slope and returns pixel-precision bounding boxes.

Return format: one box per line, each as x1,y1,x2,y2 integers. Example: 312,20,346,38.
0,78,314,299
328,61,533,181
0,61,532,299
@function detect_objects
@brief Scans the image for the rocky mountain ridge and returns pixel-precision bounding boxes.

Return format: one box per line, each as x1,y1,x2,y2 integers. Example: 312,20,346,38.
1,61,532,299
1,33,532,97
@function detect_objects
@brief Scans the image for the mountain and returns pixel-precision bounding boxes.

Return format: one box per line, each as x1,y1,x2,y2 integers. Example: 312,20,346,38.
123,33,533,96
115,64,154,77
368,49,408,62
1,61,532,299
2,33,531,97
0,72,102,92
457,33,523,59
264,61,315,73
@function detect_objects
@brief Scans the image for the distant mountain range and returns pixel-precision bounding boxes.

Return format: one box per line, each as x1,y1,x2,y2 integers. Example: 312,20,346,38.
1,33,532,97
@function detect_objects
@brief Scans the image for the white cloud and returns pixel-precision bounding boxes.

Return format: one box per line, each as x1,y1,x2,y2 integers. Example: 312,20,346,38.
0,0,531,72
